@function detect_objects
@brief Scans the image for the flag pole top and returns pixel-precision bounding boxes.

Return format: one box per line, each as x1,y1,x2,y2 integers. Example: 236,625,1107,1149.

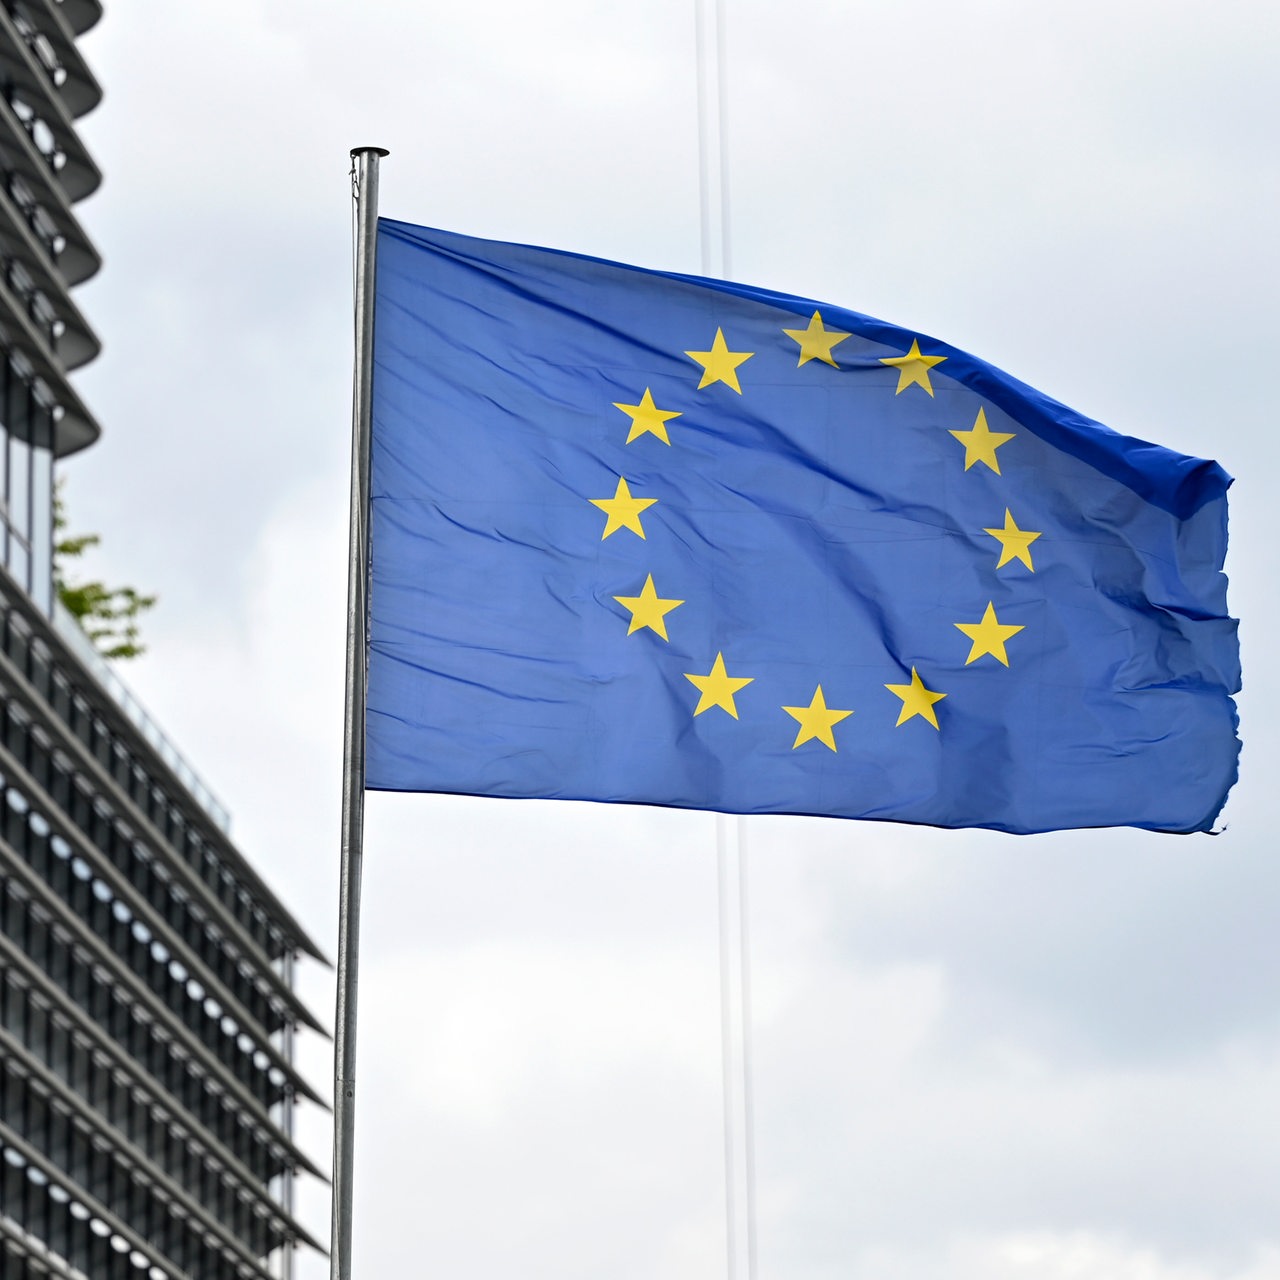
350,145,390,158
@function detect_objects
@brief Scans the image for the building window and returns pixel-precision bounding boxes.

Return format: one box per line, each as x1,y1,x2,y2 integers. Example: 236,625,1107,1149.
0,355,53,607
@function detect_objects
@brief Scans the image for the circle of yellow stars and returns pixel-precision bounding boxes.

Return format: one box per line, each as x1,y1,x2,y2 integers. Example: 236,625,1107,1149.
581,309,1043,755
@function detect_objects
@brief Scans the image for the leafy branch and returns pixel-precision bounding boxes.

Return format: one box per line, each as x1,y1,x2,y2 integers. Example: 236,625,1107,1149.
53,481,156,660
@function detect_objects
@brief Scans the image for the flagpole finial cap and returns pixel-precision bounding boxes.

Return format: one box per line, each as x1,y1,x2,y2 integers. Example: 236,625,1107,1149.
350,146,390,158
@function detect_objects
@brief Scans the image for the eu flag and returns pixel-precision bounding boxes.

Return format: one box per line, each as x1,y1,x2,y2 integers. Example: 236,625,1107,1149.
367,219,1239,835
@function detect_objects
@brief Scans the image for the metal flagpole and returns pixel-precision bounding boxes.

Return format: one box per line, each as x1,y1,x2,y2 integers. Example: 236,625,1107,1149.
332,143,388,1280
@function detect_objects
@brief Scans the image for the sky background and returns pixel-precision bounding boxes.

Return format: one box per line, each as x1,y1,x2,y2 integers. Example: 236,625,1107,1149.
55,2,1277,1277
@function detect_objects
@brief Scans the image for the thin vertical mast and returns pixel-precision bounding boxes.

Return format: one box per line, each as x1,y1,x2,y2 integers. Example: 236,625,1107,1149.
332,143,388,1280
696,2,757,1275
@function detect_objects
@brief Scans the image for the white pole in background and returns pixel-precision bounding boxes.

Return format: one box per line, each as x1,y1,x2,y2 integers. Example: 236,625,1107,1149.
697,1,758,1274
716,814,760,1280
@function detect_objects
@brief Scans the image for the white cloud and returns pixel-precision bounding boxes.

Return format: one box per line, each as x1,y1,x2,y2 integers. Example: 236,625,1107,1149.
857,1233,1280,1280
363,941,722,1125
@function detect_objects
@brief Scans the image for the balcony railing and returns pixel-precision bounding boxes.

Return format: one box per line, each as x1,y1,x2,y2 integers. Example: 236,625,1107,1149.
52,598,233,833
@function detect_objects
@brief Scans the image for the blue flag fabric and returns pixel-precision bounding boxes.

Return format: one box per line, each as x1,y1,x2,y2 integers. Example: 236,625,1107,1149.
367,218,1240,835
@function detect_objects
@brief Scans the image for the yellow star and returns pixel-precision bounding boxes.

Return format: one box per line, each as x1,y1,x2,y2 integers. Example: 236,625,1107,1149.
949,407,1015,474
613,574,684,640
885,667,947,729
782,311,852,368
954,601,1025,667
685,328,754,393
879,338,947,396
782,685,854,751
984,508,1041,570
684,652,755,719
613,388,682,445
589,477,657,540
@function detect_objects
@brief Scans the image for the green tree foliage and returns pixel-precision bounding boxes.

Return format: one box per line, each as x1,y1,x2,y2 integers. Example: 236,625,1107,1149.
53,481,156,660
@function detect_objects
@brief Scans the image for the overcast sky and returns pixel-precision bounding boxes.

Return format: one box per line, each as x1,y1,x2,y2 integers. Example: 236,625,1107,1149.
59,3,1279,1278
